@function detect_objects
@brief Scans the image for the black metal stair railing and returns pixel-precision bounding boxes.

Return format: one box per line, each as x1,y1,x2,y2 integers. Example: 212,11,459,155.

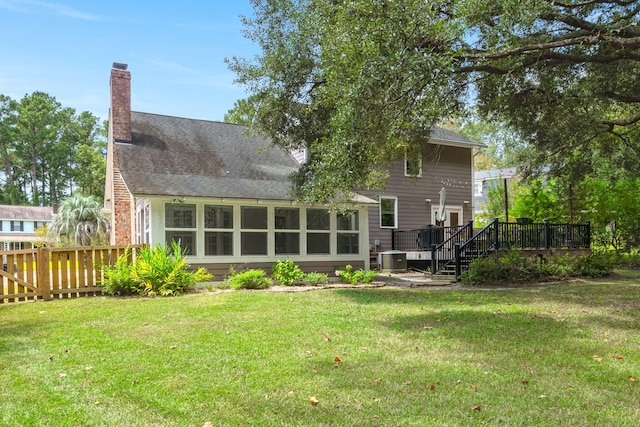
453,218,500,278
429,221,475,275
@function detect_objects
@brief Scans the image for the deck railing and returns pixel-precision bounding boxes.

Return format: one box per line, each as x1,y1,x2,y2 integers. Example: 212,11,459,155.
391,219,591,276
392,224,467,251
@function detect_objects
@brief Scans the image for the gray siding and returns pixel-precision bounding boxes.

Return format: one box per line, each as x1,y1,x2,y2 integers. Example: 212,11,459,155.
362,144,474,252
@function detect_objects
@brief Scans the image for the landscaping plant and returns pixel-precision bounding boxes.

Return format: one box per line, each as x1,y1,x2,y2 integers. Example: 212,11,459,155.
225,268,272,290
103,241,212,296
271,259,305,286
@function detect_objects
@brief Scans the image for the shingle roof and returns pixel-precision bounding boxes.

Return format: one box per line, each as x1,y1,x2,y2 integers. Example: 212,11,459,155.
0,205,54,221
117,112,300,200
430,126,485,147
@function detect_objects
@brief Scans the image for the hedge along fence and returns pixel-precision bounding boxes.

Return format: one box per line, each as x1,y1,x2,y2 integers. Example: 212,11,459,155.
1,245,146,303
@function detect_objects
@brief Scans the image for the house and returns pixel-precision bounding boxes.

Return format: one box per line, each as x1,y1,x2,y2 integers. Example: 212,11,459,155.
358,128,485,258
0,204,54,250
473,167,517,216
104,63,376,277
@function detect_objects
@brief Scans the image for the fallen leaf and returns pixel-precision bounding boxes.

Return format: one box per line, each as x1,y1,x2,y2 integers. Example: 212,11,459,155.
312,368,318,374
372,397,380,402
422,324,433,329
170,345,177,350
93,401,100,405
202,422,214,427
371,378,381,383
472,405,481,411
85,366,93,371
373,415,380,419
429,384,436,390
471,384,477,391
614,354,624,360
65,349,71,353
58,373,67,378
324,334,331,342
522,380,529,385
629,376,637,382
556,318,566,322
333,357,342,364
309,396,320,405
403,381,411,385
593,355,603,362
494,309,502,314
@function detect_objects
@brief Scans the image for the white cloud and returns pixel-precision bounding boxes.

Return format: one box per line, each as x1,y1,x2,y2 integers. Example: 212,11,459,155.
0,0,100,20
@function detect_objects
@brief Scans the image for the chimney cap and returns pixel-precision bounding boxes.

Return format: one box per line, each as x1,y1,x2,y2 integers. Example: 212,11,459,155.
112,62,128,71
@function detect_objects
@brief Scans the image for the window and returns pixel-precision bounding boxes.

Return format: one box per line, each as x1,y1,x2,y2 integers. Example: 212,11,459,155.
306,209,330,254
474,182,483,197
205,205,234,256
275,208,300,255
379,197,397,228
405,150,422,177
11,221,24,232
241,206,268,255
165,204,196,255
337,210,359,254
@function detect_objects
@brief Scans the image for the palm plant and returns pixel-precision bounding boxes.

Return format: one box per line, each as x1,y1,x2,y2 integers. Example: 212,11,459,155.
49,193,109,247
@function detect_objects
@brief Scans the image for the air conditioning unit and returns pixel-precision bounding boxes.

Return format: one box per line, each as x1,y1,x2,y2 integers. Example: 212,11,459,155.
379,250,407,272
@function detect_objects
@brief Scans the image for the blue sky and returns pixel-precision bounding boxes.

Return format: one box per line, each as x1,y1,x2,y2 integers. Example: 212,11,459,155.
0,0,258,122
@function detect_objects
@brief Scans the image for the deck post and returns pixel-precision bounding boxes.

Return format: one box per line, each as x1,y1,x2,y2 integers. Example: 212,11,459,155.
585,220,591,247
430,244,437,275
454,243,461,280
36,248,52,301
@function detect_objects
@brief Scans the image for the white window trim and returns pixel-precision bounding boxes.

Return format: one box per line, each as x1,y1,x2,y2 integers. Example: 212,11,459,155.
379,196,398,229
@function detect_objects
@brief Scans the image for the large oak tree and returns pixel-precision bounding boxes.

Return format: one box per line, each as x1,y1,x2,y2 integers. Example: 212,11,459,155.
228,0,640,202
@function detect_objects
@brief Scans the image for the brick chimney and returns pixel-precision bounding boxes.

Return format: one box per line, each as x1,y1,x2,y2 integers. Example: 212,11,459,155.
107,62,135,245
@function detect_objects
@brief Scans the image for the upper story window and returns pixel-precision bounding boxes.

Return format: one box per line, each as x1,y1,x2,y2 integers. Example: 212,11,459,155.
405,149,422,177
379,197,398,228
11,221,24,232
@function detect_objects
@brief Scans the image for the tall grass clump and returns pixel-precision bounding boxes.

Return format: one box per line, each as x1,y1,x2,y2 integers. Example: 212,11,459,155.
103,241,212,296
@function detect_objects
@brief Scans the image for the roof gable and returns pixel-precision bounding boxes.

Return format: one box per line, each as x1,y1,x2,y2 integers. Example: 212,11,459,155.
116,112,300,200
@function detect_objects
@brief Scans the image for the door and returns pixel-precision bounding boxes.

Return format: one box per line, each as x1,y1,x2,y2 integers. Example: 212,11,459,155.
432,206,463,227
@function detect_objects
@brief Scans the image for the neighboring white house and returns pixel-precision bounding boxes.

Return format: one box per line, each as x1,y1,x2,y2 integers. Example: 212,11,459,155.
0,205,54,250
473,167,517,216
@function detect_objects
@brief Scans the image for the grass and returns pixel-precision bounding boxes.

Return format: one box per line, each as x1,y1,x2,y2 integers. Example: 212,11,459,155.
1,279,639,426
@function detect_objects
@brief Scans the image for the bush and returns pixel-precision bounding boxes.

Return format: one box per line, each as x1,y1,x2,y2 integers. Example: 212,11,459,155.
336,264,378,284
102,242,213,296
272,259,305,286
460,251,614,286
225,269,272,290
304,272,329,285
102,249,141,296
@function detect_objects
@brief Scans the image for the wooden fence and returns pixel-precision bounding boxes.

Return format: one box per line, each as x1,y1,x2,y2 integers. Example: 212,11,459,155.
1,245,145,304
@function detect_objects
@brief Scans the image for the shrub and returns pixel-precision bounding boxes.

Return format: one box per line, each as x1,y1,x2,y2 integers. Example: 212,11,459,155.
271,259,305,286
102,249,140,296
225,269,272,290
336,264,378,284
304,272,329,285
102,242,213,296
460,251,614,286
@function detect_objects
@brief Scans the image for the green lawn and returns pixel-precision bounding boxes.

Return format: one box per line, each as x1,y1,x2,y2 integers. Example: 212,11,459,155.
1,279,639,426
